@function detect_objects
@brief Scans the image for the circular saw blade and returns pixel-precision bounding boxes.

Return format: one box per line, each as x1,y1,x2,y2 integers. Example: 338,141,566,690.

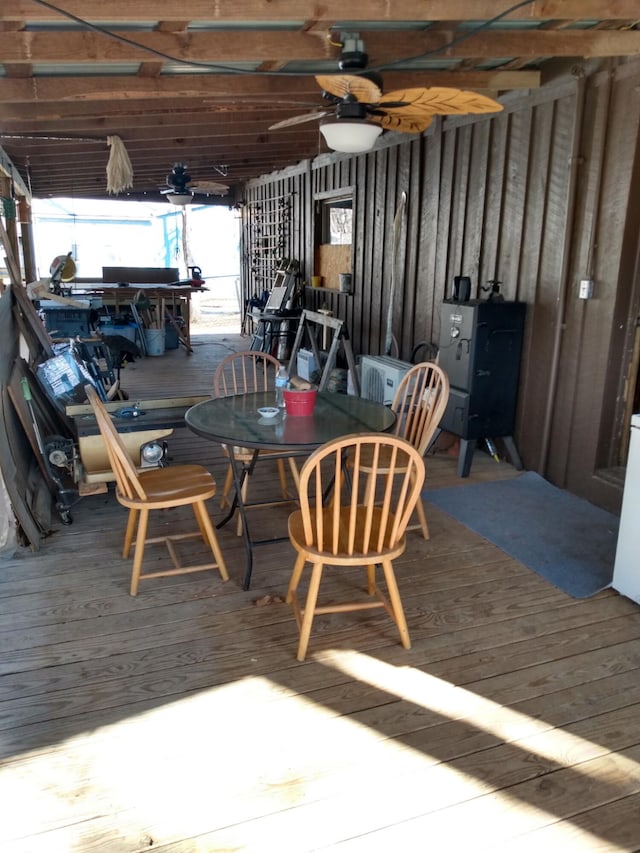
50,254,77,282
315,74,382,103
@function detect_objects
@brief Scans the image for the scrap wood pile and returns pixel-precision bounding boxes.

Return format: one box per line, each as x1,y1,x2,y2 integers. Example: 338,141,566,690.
0,283,127,550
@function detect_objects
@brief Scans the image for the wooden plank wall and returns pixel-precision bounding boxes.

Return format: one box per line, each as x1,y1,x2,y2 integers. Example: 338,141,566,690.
242,59,640,511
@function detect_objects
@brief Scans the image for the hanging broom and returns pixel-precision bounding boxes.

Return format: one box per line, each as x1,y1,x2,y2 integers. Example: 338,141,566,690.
106,135,134,194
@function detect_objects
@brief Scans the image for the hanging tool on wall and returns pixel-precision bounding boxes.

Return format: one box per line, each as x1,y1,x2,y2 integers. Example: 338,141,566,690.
385,191,406,356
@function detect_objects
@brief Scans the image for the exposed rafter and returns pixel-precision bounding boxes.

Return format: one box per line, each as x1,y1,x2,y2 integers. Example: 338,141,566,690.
1,2,639,201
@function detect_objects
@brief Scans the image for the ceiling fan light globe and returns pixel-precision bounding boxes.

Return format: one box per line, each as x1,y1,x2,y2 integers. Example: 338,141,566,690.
320,120,382,153
166,192,193,206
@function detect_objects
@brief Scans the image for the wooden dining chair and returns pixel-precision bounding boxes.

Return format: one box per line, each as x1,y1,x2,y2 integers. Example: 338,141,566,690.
213,349,293,534
286,433,426,661
351,361,449,540
85,385,229,595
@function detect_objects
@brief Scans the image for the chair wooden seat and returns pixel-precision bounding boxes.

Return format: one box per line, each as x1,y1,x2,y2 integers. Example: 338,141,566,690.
286,433,425,661
120,465,216,508
85,385,229,596
288,506,407,564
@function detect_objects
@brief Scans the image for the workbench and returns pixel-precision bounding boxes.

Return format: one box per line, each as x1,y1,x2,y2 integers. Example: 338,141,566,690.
67,395,208,484
77,283,200,354
74,268,205,354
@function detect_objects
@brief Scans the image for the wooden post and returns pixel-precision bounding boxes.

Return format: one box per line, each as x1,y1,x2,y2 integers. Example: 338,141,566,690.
18,199,37,285
0,177,21,286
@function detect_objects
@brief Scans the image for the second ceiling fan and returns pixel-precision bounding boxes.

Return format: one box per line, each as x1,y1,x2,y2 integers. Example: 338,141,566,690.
269,34,504,152
162,163,229,205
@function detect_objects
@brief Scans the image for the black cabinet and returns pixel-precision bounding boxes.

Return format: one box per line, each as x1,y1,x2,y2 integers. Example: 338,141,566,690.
438,300,526,476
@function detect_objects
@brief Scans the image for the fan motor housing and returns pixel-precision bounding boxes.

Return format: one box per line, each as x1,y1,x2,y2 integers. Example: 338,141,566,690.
335,99,368,120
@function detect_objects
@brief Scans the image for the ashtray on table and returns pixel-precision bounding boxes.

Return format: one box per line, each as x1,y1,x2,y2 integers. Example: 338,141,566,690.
257,407,279,419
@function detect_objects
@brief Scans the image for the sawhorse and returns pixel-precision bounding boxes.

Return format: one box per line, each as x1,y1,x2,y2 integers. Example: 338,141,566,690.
287,309,360,395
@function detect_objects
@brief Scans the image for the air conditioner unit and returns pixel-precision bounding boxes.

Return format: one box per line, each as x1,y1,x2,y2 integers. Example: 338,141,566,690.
360,355,412,405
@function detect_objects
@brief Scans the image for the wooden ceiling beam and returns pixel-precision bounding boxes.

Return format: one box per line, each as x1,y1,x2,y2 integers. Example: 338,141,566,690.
19,138,320,170
3,1,640,23
0,69,540,107
26,158,300,192
13,135,318,157
0,98,327,122
0,115,320,136
1,30,639,64
0,124,320,148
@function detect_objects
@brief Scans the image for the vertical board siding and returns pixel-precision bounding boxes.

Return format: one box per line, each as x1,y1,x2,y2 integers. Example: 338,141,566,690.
463,121,490,289
514,101,556,464
569,67,640,499
500,109,533,301
401,140,422,353
540,93,583,485
242,61,640,508
434,126,457,306
481,113,510,288
416,129,443,348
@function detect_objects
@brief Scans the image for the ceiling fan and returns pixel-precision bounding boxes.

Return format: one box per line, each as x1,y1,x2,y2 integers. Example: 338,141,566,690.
162,163,229,205
269,34,504,153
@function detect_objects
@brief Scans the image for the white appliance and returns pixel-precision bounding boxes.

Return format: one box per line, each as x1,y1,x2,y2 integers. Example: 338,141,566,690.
360,355,412,405
297,348,317,381
613,413,640,604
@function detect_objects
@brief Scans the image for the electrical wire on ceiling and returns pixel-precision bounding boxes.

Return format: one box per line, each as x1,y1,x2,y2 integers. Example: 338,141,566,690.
0,134,102,143
30,0,537,77
370,0,538,71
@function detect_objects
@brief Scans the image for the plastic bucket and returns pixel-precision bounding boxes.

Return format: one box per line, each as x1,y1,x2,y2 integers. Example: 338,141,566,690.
284,388,317,416
144,328,165,356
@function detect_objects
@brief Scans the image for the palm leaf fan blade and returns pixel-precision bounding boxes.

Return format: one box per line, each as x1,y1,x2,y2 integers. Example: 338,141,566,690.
269,111,328,130
381,87,503,116
191,180,228,194
315,74,382,102
369,111,434,133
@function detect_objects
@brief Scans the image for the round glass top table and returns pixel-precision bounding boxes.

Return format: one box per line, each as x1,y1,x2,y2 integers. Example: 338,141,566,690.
186,390,395,451
185,391,396,588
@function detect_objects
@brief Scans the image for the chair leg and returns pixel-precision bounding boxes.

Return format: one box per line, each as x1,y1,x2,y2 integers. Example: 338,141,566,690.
287,458,300,493
413,495,430,540
193,502,208,542
276,458,290,499
286,550,307,605
380,558,411,649
193,500,230,582
123,507,138,557
366,563,377,594
220,463,233,509
236,472,250,537
297,561,324,662
130,508,149,596
364,471,376,506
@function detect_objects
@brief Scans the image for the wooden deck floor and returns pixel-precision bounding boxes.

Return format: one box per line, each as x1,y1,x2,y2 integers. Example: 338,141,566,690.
1,332,639,852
